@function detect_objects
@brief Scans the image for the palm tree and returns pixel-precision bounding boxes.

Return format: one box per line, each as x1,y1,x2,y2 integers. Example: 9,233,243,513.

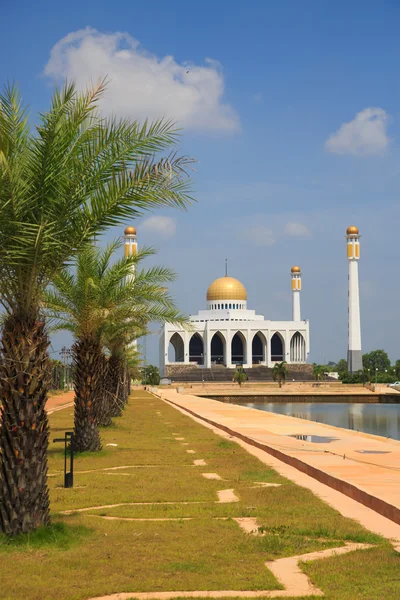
0,82,193,534
233,367,248,387
313,364,325,383
104,326,145,419
272,361,288,388
144,365,161,386
46,241,187,449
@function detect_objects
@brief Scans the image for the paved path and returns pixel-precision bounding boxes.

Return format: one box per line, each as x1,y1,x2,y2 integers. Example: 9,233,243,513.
159,389,400,531
47,390,74,414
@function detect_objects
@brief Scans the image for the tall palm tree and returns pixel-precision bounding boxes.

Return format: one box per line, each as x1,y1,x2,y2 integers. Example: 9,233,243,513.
46,241,187,450
272,361,288,388
0,82,193,535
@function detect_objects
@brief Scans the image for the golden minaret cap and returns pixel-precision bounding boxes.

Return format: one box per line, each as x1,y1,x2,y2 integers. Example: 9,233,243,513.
291,265,301,273
346,226,359,235
124,226,137,235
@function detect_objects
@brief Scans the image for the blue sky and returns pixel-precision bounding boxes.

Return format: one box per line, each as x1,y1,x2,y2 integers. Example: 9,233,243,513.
2,0,400,365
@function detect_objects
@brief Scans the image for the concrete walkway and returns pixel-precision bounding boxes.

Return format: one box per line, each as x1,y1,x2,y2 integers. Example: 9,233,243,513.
47,390,74,414
158,389,400,531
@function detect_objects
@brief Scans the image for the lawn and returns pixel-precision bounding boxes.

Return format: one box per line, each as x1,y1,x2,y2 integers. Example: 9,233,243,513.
0,390,398,600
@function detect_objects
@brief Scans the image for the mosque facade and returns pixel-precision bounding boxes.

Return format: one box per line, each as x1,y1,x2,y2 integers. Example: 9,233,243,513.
160,268,310,375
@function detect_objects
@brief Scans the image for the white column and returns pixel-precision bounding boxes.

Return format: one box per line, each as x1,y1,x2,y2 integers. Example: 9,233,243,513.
347,228,362,373
245,332,252,367
159,331,166,376
205,324,211,368
225,332,232,368
184,332,190,364
348,260,362,369
284,331,290,362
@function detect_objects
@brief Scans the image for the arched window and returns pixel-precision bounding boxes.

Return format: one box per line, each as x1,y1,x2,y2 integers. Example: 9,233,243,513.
211,332,226,365
168,333,184,363
252,332,266,364
271,333,284,362
231,332,246,365
189,333,204,365
290,332,306,362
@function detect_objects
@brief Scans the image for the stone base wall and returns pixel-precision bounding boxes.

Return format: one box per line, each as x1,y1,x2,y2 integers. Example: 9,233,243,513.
287,364,314,375
165,364,199,377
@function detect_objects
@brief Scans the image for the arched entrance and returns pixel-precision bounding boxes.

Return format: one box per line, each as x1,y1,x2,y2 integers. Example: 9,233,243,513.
290,332,306,362
211,332,226,365
168,332,184,363
189,333,204,365
231,332,246,365
252,331,266,364
271,332,284,362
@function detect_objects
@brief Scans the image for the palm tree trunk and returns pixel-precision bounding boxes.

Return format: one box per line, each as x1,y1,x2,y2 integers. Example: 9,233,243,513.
108,356,124,417
123,361,129,404
95,354,112,428
73,336,102,452
0,313,51,535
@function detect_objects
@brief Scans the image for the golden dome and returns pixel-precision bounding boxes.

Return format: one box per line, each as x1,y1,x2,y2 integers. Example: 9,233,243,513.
206,276,247,301
291,265,301,273
346,226,359,235
124,226,137,235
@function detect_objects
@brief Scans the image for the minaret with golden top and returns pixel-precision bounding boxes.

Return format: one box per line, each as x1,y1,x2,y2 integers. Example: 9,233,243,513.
124,226,137,282
291,266,301,321
346,226,362,373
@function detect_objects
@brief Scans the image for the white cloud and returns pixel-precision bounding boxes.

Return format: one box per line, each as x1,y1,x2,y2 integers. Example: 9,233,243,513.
44,28,240,133
284,221,311,238
141,216,176,238
324,107,389,156
242,226,276,247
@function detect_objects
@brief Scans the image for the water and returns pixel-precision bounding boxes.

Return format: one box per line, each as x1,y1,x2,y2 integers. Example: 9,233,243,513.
240,402,400,440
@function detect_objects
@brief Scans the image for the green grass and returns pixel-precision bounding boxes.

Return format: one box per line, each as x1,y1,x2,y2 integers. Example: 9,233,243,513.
0,390,397,599
0,522,91,553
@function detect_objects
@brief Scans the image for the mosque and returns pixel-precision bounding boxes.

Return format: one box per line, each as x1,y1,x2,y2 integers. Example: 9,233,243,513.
124,224,362,378
159,267,310,375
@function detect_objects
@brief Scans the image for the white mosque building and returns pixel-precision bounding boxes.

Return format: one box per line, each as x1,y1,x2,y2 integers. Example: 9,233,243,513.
159,267,310,375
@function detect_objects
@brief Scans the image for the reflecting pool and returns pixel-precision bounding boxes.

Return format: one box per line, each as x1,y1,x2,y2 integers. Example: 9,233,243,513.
239,402,400,440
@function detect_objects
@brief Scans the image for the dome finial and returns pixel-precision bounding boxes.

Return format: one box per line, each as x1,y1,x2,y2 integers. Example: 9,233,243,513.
346,225,359,235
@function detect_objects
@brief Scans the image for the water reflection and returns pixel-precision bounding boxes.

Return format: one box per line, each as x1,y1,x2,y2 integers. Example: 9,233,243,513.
244,402,400,440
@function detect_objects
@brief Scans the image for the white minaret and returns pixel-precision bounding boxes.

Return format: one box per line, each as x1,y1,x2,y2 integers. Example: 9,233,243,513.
124,226,138,349
124,226,137,280
346,226,362,373
291,266,301,321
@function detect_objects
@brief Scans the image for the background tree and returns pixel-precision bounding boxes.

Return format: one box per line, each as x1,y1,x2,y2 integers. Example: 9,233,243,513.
272,361,288,388
0,82,193,534
336,358,348,376
362,350,391,373
394,360,400,379
233,366,248,387
144,365,161,385
313,364,325,381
